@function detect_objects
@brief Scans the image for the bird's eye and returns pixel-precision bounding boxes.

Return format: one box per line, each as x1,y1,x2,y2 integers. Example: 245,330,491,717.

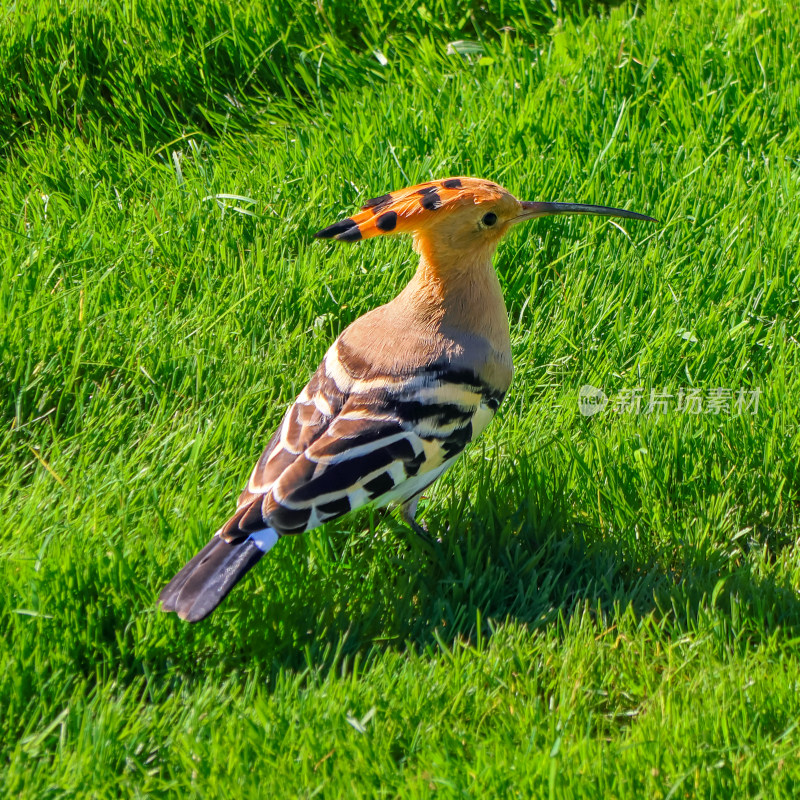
482,212,498,227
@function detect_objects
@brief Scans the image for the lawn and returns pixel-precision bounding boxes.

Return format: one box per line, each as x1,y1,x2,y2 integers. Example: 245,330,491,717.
2,0,799,796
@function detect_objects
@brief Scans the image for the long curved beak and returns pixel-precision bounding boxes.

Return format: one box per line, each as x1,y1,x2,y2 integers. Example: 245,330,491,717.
514,201,656,224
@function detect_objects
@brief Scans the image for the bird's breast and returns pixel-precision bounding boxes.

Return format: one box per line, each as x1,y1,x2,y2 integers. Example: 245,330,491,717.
334,292,513,399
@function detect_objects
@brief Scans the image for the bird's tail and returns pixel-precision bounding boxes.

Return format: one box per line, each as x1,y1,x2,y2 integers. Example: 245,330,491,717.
158,527,279,622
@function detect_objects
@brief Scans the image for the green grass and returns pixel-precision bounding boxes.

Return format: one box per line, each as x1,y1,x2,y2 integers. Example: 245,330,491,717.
2,0,800,796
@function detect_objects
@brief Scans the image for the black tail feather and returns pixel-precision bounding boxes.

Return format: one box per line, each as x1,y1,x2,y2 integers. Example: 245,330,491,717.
158,535,265,622
158,536,222,611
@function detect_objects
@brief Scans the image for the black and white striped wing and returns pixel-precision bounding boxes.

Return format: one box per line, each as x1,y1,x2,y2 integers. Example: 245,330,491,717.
161,354,505,621
219,360,502,542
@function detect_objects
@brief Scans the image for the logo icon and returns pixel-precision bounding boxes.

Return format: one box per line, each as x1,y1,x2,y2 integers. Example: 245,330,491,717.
578,384,608,417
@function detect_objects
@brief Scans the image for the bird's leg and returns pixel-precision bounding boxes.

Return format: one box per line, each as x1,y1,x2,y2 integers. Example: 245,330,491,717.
400,494,435,545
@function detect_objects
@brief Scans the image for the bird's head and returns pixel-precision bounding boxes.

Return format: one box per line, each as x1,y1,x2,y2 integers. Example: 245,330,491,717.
314,177,655,265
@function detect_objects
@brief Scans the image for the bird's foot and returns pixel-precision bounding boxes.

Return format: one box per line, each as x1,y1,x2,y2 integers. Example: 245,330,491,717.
399,495,443,561
407,516,434,545
403,518,447,569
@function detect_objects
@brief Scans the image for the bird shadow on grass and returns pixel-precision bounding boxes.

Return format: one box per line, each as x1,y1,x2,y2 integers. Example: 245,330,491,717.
141,454,800,687
15,451,798,720
10,469,798,733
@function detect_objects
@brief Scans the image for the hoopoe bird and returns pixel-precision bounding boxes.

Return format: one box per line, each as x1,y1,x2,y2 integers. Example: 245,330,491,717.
159,177,654,622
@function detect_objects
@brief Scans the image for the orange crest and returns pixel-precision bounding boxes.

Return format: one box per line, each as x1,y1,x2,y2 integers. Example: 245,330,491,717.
314,178,501,242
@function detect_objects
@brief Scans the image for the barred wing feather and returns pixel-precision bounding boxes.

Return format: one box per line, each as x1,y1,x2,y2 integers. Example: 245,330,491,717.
224,357,498,542
160,345,503,621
